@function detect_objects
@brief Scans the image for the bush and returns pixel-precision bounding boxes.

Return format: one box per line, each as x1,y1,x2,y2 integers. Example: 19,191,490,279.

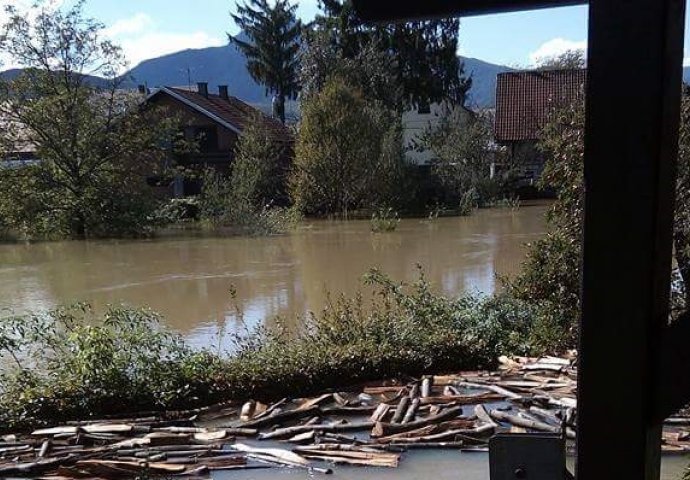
291,77,407,216
230,112,289,207
371,208,400,232
421,109,519,210
0,270,560,431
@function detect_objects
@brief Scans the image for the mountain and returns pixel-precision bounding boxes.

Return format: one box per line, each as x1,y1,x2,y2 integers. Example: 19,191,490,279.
0,68,135,89
125,43,270,104
123,41,513,108
462,57,514,108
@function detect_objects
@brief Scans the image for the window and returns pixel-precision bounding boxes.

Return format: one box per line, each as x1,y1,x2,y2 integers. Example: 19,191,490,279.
184,126,219,153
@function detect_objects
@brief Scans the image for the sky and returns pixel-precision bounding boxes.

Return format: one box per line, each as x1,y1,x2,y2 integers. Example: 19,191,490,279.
1,1,690,70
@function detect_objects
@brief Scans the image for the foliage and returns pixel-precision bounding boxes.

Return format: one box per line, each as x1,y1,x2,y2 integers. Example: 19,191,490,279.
230,113,288,207
674,90,690,308
314,0,471,109
299,31,402,109
421,108,516,210
196,112,298,235
0,270,562,431
198,168,299,235
0,304,213,431
154,198,200,223
291,77,407,216
0,1,179,240
535,49,586,70
508,77,690,341
371,207,400,232
506,91,585,339
230,0,301,123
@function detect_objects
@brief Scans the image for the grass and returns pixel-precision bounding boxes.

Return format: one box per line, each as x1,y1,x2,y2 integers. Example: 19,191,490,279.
370,208,400,232
0,270,569,433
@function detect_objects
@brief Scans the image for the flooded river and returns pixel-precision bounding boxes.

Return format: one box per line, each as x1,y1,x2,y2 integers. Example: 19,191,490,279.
1,203,687,479
0,205,547,346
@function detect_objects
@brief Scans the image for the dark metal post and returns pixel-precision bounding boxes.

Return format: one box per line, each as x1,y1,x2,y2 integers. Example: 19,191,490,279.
577,1,685,480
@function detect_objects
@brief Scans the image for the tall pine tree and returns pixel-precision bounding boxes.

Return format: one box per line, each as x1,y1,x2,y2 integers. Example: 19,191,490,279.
230,0,301,123
315,0,471,109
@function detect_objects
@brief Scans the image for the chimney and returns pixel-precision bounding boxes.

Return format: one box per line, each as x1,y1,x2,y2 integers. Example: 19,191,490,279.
137,84,148,95
219,85,229,100
197,82,208,98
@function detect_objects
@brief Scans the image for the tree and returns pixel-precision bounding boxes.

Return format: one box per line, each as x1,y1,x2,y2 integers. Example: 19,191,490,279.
507,98,585,342
291,77,405,216
299,30,402,109
230,112,287,207
0,1,178,239
674,90,690,310
421,109,515,209
536,49,586,70
509,80,690,337
313,0,471,110
230,0,301,123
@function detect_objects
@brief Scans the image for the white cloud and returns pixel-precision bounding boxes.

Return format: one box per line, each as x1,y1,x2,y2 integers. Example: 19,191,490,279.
105,13,225,71
529,38,587,66
683,57,690,67
104,13,153,37
118,32,226,70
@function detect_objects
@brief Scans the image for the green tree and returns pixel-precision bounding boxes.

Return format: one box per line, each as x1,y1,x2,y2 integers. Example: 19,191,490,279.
230,112,287,207
674,90,690,309
509,83,690,337
421,109,515,210
291,77,405,216
535,49,586,70
230,0,301,123
507,95,585,342
314,0,471,109
299,31,402,109
0,1,178,239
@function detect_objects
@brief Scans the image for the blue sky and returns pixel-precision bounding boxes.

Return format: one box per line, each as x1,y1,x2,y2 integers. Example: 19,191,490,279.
3,1,690,70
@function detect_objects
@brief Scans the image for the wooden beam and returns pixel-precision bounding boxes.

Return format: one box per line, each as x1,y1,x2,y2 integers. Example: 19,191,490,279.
576,1,685,480
351,0,585,22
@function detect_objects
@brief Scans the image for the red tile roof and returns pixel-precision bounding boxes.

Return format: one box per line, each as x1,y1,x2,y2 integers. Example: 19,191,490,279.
153,87,293,143
495,69,586,142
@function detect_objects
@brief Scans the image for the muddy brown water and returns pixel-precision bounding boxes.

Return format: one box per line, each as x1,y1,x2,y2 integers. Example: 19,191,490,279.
0,205,548,347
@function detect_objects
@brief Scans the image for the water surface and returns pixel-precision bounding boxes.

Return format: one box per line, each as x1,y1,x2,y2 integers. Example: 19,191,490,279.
0,205,547,346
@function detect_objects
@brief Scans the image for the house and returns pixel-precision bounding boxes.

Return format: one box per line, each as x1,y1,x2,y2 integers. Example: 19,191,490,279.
402,101,474,165
0,115,40,168
494,69,586,184
145,82,293,197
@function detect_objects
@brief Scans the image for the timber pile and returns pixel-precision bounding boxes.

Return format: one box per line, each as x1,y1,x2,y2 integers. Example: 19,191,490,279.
3,352,690,478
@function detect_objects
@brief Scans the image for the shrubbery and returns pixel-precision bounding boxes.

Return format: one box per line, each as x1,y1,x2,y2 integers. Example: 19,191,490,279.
291,77,407,216
197,114,299,235
420,109,520,212
0,270,561,431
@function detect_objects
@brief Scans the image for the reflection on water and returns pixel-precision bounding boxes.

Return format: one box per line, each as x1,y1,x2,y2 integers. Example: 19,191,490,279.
0,205,547,348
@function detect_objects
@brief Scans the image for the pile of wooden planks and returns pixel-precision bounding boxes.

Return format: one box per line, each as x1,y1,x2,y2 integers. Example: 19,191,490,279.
4,352,690,478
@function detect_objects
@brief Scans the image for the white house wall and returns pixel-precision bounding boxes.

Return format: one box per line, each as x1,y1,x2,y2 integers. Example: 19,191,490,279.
402,103,472,166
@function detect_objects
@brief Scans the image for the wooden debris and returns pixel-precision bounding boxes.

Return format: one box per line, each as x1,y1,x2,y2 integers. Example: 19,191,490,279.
372,406,464,437
390,397,410,424
13,353,690,477
370,403,391,423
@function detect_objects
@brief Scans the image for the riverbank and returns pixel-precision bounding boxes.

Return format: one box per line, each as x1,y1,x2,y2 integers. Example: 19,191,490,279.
2,355,689,479
0,268,571,433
